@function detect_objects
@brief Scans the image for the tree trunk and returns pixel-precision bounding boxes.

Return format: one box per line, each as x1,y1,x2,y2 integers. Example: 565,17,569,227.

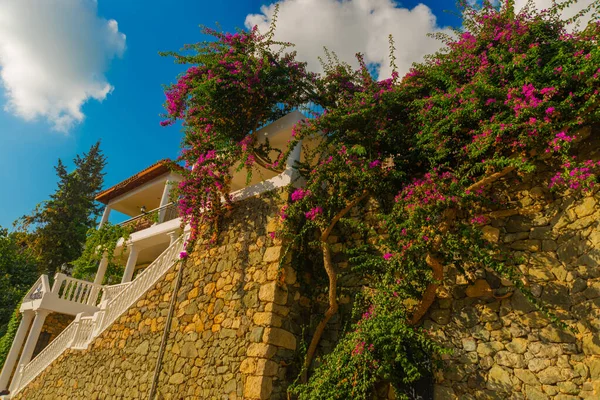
301,191,369,382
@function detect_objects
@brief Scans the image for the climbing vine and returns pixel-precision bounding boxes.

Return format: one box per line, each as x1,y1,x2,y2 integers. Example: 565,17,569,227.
162,0,600,397
160,14,313,246
72,223,132,284
0,304,21,370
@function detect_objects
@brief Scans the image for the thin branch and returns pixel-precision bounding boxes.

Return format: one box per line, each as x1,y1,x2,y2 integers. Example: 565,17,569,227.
301,241,337,383
466,166,515,193
301,191,369,383
409,253,444,325
321,190,369,241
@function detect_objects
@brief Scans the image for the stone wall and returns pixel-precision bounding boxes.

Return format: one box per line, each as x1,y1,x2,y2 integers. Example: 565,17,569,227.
11,132,600,400
32,313,75,359
14,190,304,400
429,135,600,399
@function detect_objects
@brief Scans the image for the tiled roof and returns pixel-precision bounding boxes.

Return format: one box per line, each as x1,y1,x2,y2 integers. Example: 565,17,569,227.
95,159,184,204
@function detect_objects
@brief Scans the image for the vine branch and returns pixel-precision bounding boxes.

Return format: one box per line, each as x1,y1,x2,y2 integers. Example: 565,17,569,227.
466,166,515,193
410,167,514,325
301,190,369,383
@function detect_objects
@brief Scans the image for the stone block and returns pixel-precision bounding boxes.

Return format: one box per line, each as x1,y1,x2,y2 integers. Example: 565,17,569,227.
180,342,198,358
465,279,493,298
482,226,500,243
134,340,149,356
283,265,297,285
258,282,288,305
506,216,532,233
477,341,504,356
530,226,552,240
262,246,282,263
539,325,576,343
462,338,477,352
246,343,277,358
506,338,528,354
255,359,278,376
511,239,541,251
486,365,512,392
262,327,296,350
494,351,525,368
538,366,565,385
252,312,282,327
514,369,539,385
588,358,600,379
574,197,596,218
582,334,600,355
433,385,456,400
240,358,257,374
264,302,290,316
244,376,272,400
169,373,185,385
524,385,549,400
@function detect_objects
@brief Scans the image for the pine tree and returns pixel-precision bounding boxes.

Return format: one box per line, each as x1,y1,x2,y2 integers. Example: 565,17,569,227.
21,141,107,277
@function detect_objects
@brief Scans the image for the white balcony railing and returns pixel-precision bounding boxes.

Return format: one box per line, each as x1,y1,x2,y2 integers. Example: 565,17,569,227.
11,322,77,394
22,276,48,302
100,282,132,304
10,232,189,397
53,274,103,307
70,315,95,350
117,202,179,234
94,232,187,336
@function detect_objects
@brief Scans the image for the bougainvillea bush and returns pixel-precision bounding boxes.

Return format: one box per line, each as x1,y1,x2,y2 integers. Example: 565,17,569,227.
162,1,600,398
160,23,313,243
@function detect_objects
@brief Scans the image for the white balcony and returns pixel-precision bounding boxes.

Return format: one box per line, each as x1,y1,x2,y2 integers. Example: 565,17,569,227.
20,273,102,316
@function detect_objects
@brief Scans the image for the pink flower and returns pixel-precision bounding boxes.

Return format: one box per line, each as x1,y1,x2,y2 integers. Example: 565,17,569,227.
369,160,382,168
383,253,393,260
279,205,288,221
470,215,488,225
291,188,311,202
545,107,555,115
268,232,276,239
305,206,323,221
179,251,188,259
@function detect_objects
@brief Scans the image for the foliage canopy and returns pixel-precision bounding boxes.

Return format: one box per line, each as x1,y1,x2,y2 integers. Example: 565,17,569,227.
162,1,600,397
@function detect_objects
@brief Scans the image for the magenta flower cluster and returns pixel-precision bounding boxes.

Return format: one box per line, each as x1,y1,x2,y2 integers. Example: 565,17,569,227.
304,206,323,221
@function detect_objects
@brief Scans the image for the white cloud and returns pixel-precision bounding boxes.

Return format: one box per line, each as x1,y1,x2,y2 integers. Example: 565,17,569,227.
245,0,451,79
0,0,126,132
514,0,596,29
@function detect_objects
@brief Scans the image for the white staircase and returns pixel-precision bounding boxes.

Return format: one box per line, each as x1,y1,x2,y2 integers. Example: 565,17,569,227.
9,232,188,397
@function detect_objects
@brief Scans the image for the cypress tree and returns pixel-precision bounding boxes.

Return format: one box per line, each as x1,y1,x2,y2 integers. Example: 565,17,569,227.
21,141,107,277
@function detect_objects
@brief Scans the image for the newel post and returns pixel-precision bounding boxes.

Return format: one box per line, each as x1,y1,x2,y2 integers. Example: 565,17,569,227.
52,273,66,298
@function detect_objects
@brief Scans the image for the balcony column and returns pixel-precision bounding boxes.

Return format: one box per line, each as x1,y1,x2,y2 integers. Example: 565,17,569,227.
167,230,179,245
99,205,111,228
15,309,49,369
93,254,109,285
0,311,35,391
121,244,139,283
158,180,173,223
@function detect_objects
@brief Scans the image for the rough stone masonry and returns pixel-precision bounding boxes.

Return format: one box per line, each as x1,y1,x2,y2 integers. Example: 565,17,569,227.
12,128,600,399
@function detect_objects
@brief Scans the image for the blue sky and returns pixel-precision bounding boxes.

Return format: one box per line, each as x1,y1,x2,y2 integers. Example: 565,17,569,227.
0,0,464,228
